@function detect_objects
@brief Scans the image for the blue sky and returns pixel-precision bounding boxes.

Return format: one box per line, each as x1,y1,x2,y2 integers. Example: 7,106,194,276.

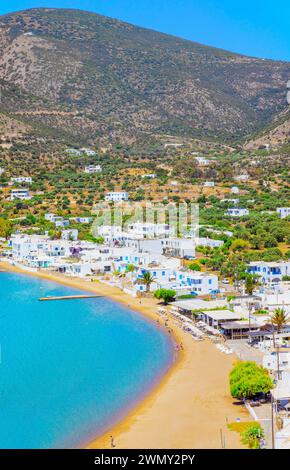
0,1,289,61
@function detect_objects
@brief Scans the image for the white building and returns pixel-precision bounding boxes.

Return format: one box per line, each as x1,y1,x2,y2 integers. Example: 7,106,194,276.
175,271,219,295
161,238,196,259
105,191,129,202
141,173,156,179
204,181,215,187
234,174,249,182
11,177,33,184
0,168,4,175
263,351,290,376
226,208,249,217
131,261,217,295
195,237,224,248
80,148,96,156
247,261,290,284
231,186,239,194
75,217,93,224
84,165,102,174
195,157,210,166
96,225,123,240
126,222,174,239
11,234,48,260
54,218,70,228
44,213,56,222
221,198,240,205
277,207,290,219
61,229,78,241
44,213,70,226
65,148,82,156
10,189,31,201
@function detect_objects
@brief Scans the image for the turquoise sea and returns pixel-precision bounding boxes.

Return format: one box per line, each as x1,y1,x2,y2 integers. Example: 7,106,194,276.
0,272,173,449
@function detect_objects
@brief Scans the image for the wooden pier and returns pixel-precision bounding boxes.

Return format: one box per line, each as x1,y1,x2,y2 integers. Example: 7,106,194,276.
39,294,103,301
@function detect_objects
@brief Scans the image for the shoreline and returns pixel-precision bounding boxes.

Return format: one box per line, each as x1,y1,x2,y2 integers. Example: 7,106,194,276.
1,261,248,449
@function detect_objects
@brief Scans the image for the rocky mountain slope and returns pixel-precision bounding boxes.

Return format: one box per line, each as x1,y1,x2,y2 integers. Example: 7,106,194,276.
244,109,290,150
0,8,290,146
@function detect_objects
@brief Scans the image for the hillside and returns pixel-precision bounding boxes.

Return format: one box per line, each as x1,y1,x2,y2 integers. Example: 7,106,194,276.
0,7,290,146
244,108,290,150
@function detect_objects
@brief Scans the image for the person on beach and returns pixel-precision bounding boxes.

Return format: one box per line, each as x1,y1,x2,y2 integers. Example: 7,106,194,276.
110,435,116,448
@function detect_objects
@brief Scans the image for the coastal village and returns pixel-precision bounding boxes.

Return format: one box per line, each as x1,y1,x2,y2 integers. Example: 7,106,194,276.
0,142,289,450
1,189,290,448
0,6,289,453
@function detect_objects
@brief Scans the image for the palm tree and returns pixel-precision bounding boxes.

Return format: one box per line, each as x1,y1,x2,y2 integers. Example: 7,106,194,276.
140,271,155,292
271,308,289,380
125,264,136,274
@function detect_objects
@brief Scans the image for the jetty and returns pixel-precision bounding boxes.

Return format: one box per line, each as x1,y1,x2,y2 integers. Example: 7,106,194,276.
39,295,103,301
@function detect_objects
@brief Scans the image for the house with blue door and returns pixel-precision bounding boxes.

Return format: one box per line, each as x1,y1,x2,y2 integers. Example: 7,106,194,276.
247,261,290,284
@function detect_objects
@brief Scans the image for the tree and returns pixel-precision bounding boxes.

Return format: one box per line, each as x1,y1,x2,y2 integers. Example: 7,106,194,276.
231,238,250,252
140,271,155,292
0,218,12,239
188,262,201,271
245,274,259,295
241,424,264,449
271,308,289,379
230,361,273,400
154,289,176,305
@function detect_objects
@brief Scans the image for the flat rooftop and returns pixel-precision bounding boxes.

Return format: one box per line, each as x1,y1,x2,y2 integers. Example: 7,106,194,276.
173,299,227,311
201,310,242,321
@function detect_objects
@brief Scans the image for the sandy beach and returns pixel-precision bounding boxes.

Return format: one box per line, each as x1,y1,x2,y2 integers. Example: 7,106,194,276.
1,261,249,449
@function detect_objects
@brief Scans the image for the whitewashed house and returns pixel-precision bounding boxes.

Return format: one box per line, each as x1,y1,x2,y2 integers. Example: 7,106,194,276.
57,260,112,278
105,191,129,202
234,174,249,182
75,217,93,224
175,271,219,295
65,148,82,156
96,225,123,241
61,229,78,241
161,238,196,259
263,351,290,376
231,186,239,194
221,198,240,205
10,189,31,201
126,222,174,239
54,218,70,228
132,267,218,296
247,261,290,284
44,214,70,228
195,237,224,248
80,148,96,156
277,207,290,219
204,181,215,187
226,208,249,217
124,237,196,259
45,213,57,222
11,234,48,261
141,173,157,179
11,177,33,184
195,157,209,166
84,165,102,174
